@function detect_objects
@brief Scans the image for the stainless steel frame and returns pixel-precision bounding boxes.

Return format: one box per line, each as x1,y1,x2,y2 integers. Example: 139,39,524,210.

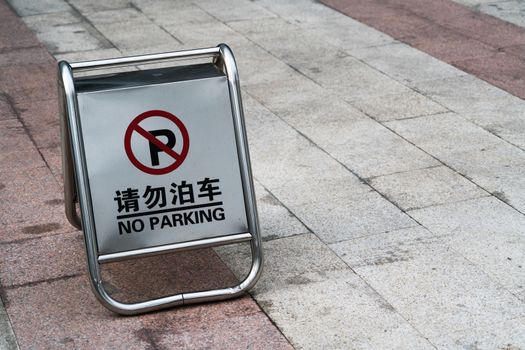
58,44,263,315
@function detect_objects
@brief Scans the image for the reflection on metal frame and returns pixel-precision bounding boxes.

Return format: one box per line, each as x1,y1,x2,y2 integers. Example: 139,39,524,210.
58,44,263,315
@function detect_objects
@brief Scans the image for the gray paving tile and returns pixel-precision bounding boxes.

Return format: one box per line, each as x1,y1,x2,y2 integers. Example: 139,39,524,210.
433,316,525,350
228,16,298,36
329,226,436,268
384,112,504,164
411,75,509,116
322,119,439,178
54,48,121,62
302,56,410,100
163,20,249,49
302,16,396,50
95,22,180,53
349,42,467,85
216,234,435,350
243,94,368,206
385,113,525,211
477,1,525,28
217,234,347,294
0,298,17,350
132,0,214,26
82,7,150,25
411,75,525,149
235,44,298,86
349,90,448,122
410,197,525,300
68,0,130,13
451,0,498,6
466,163,525,212
369,166,487,211
23,11,109,54
253,181,308,240
7,0,70,17
292,193,417,243
195,0,277,22
247,78,438,178
332,226,525,341
257,0,343,23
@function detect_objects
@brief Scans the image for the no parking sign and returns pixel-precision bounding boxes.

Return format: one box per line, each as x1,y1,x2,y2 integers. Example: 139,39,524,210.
124,109,190,175
58,45,263,315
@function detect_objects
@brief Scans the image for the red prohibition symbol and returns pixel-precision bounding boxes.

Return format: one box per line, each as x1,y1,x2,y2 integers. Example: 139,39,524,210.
124,110,189,175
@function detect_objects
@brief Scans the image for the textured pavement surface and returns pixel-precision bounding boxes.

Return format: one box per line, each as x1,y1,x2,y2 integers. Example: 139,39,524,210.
1,0,525,349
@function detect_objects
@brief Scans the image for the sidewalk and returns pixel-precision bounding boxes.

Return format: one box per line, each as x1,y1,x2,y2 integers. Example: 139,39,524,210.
2,0,525,349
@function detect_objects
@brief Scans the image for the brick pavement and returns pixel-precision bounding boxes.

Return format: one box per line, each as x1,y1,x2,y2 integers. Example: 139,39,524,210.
2,0,525,349
0,1,292,349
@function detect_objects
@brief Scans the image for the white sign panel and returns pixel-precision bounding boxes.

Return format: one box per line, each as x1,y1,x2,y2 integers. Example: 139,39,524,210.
76,68,248,255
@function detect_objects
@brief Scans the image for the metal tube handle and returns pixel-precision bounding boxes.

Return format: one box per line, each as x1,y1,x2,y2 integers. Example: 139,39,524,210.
70,46,221,72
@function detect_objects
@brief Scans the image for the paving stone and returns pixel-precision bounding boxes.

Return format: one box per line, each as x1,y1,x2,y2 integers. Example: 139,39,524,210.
0,166,71,243
410,196,525,300
314,57,411,100
132,0,215,26
7,0,70,17
453,51,525,102
0,16,41,50
0,95,16,121
216,234,434,349
163,20,249,49
348,90,448,122
148,314,293,350
349,42,467,85
408,25,498,63
38,145,63,184
23,12,109,54
329,225,436,268
67,0,131,13
433,316,525,350
369,165,487,211
0,119,47,172
138,294,293,350
243,94,369,206
323,119,439,178
4,274,288,349
0,298,17,350
253,181,308,240
258,0,344,23
54,48,121,63
3,275,144,349
292,192,417,243
82,7,151,25
466,163,525,212
195,0,277,22
0,63,57,104
0,232,82,287
15,99,60,149
234,43,298,86
436,4,525,49
102,248,241,303
333,226,525,342
385,112,525,210
241,26,403,99
451,0,498,6
247,78,438,179
0,47,54,67
244,74,329,115
218,234,347,294
384,112,505,165
237,19,355,82
95,22,179,53
303,16,396,49
477,1,525,28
